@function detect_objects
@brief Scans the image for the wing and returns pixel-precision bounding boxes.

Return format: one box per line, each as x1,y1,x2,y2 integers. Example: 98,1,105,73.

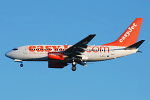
64,34,96,59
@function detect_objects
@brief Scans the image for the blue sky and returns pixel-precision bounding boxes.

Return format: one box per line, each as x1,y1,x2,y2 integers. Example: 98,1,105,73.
0,0,150,100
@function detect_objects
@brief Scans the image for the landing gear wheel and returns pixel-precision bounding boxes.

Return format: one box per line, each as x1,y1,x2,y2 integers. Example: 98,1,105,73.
72,61,76,71
20,64,23,67
72,66,76,71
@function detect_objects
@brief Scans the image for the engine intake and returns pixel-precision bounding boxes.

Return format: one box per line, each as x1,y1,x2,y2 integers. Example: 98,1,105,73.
48,52,64,60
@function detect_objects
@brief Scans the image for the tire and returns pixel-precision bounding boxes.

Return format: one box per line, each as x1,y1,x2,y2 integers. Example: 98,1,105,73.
72,66,76,71
20,64,23,67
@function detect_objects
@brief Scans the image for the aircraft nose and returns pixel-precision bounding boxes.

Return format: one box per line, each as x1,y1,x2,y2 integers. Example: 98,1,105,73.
5,52,12,58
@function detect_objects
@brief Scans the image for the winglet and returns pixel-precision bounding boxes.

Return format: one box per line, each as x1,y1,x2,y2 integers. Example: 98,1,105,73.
82,34,96,45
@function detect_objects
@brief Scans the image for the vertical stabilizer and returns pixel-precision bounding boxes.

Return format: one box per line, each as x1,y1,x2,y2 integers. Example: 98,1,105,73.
103,18,143,47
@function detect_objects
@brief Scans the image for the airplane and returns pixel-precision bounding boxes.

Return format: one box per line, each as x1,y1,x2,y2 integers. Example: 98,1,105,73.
5,18,145,71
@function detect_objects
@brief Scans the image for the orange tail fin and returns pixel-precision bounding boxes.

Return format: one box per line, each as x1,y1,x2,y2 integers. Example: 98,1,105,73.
103,18,143,47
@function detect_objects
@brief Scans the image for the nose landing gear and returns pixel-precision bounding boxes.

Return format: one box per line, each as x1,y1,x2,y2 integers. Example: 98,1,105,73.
20,63,23,67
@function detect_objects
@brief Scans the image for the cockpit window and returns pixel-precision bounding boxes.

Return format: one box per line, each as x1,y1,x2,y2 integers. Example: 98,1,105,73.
13,48,18,51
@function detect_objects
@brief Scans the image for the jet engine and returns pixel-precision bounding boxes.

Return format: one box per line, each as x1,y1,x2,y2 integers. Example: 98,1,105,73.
48,61,68,68
48,52,64,60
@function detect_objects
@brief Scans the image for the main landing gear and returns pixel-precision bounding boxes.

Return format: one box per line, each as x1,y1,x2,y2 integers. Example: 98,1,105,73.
72,62,76,71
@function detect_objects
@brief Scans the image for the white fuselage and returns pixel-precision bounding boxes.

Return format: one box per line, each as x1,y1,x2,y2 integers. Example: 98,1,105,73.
5,45,138,62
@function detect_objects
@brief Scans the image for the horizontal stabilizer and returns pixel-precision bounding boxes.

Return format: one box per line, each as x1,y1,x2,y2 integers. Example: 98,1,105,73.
125,40,145,50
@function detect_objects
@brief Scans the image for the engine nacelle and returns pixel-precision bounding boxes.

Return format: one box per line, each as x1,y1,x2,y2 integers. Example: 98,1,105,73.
48,61,67,68
48,52,64,60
